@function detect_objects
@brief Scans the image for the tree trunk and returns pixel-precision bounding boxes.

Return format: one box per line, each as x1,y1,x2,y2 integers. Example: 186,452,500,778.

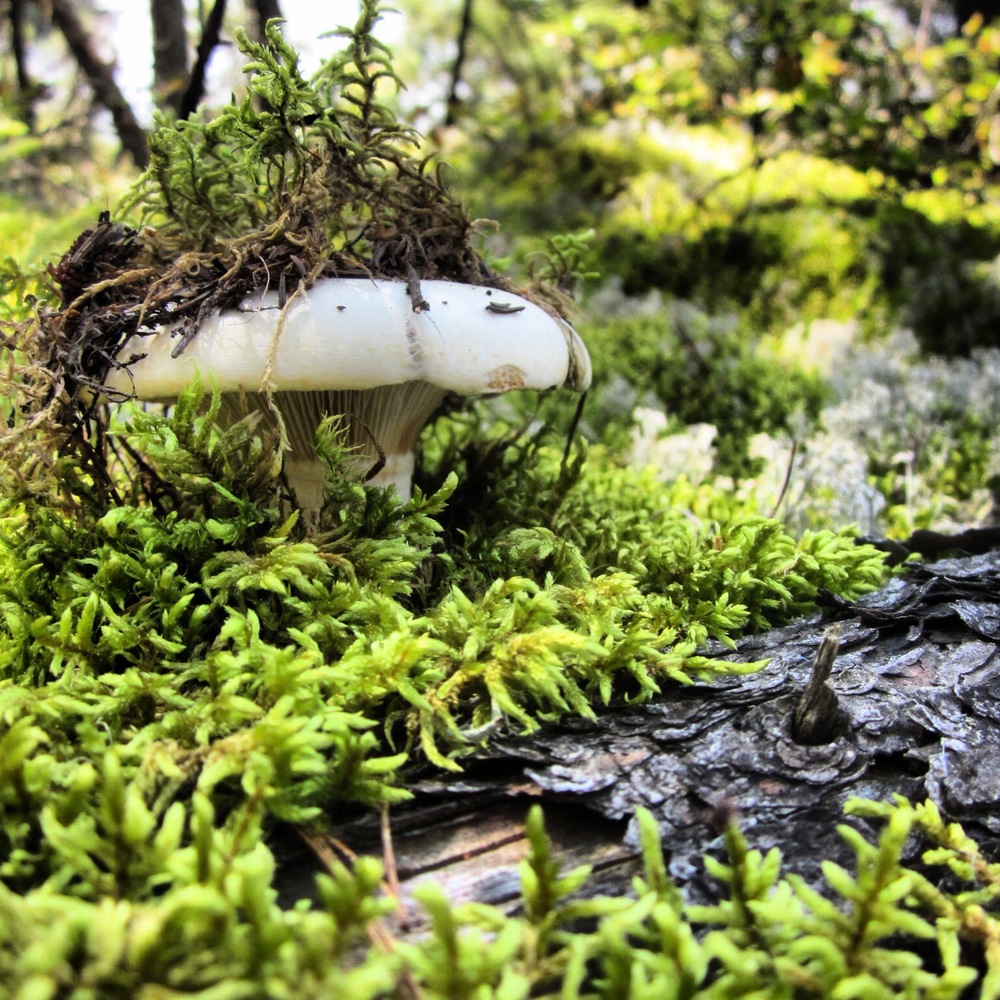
444,0,475,127
49,0,149,168
178,0,227,119
150,0,189,115
8,0,37,128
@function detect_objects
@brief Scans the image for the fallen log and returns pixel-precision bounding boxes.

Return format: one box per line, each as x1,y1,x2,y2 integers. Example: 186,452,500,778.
280,549,1000,919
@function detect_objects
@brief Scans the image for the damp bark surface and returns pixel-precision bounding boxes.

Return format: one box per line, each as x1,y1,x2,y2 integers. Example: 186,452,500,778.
280,548,1000,919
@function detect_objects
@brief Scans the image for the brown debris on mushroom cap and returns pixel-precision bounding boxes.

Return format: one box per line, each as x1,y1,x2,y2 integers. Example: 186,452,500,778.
29,201,545,420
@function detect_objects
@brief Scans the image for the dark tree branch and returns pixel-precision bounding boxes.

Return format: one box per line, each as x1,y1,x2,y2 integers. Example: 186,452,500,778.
179,0,228,120
9,0,37,128
49,0,150,168
151,0,189,115
444,0,475,126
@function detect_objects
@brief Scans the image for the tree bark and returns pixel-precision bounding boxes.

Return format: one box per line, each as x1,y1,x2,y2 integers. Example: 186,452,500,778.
49,0,149,168
150,0,189,115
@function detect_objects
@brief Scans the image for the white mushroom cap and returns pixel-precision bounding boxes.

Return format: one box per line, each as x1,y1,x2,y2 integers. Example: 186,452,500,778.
107,277,592,510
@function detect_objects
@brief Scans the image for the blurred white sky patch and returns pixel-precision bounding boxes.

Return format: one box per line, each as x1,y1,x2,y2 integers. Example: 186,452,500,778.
100,1,404,125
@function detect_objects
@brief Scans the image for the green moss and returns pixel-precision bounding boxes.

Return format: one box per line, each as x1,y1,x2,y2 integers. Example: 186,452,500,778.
108,1,510,310
0,795,994,996
0,385,887,891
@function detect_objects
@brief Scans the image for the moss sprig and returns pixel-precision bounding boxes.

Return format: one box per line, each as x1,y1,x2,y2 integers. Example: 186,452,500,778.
118,1,480,280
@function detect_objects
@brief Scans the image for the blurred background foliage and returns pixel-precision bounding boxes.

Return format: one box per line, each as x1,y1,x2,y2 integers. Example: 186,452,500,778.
401,0,1000,349
4,0,1000,534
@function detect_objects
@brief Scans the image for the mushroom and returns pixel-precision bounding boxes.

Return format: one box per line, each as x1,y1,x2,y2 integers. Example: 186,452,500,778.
107,277,591,511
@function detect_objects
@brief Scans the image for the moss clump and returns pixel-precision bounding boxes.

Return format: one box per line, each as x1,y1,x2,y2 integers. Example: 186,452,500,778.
0,386,887,889
123,1,502,286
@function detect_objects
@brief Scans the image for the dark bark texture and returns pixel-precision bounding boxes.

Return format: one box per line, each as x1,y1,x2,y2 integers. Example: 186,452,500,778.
281,550,1000,923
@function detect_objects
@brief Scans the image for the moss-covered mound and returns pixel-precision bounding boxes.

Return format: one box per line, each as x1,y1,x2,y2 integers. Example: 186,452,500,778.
2,393,999,994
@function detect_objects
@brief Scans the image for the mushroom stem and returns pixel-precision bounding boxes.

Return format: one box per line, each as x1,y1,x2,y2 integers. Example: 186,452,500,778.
282,450,415,508
219,382,447,507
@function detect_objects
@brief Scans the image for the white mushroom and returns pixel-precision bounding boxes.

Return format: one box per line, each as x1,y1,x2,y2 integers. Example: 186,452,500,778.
107,277,591,511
